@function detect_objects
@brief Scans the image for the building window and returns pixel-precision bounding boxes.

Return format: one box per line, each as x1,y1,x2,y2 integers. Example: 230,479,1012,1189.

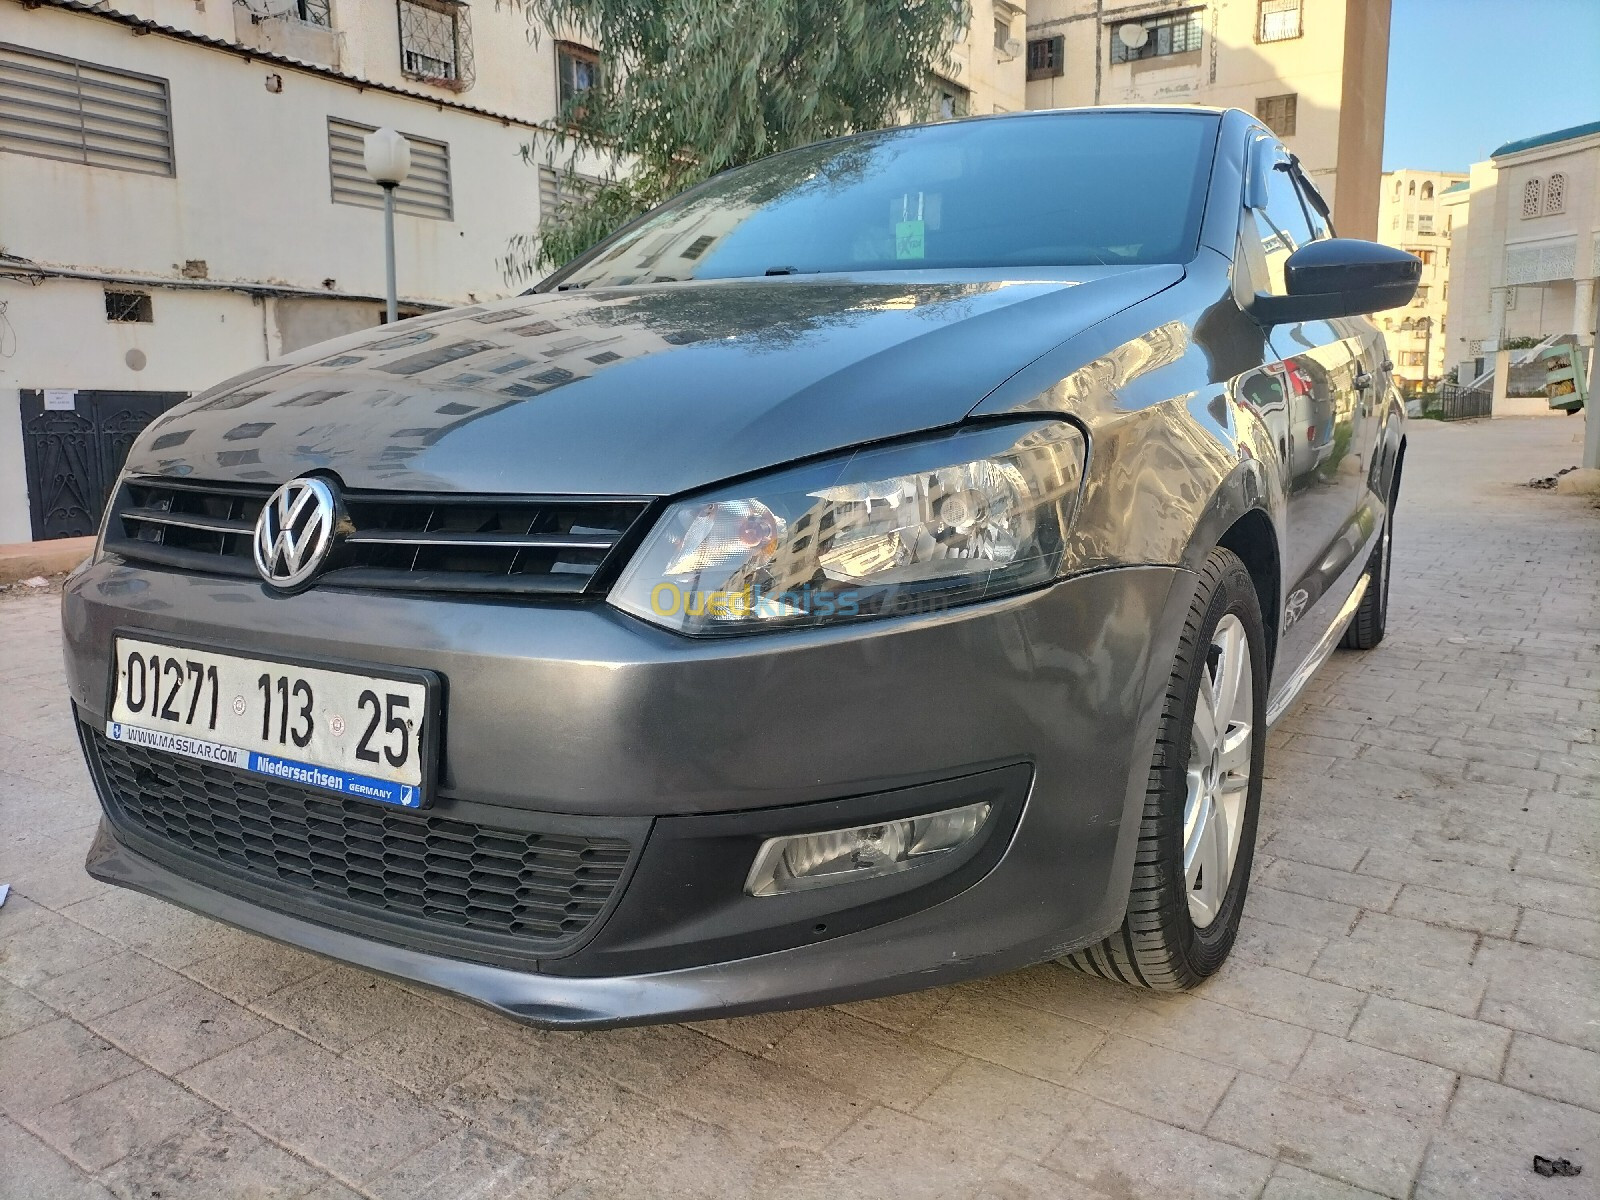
1408,179,1416,196
1413,285,1429,303
1256,94,1298,138
1544,172,1566,214
1405,214,1415,230
105,290,153,323
1027,35,1064,79
1420,180,1434,200
1257,0,1302,42
557,42,600,112
994,15,1015,53
1417,213,1434,235
1401,351,1426,368
294,0,331,26
0,43,174,176
397,0,474,89
932,76,969,119
1109,9,1203,63
1522,177,1543,218
1415,249,1434,266
328,117,453,220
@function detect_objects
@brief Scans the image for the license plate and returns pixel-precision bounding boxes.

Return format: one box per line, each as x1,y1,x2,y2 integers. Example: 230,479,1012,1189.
108,636,433,809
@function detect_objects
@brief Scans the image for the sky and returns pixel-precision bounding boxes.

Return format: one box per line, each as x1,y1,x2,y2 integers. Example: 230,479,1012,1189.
1383,0,1600,172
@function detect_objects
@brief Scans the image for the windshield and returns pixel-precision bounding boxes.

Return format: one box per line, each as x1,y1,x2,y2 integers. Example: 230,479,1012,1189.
551,111,1219,289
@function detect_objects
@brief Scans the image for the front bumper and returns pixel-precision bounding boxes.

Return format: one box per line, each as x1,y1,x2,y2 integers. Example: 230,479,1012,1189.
64,560,1194,1026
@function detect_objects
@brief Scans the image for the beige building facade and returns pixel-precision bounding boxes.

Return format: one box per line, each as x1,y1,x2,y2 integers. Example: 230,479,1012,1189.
1374,168,1466,393
1443,120,1600,448
1022,0,1389,239
945,0,1031,115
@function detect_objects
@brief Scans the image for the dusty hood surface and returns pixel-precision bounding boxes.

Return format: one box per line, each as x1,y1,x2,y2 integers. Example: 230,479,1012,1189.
132,269,1180,497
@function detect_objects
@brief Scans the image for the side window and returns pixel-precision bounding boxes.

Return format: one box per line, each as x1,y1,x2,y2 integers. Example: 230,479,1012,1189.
1252,161,1318,295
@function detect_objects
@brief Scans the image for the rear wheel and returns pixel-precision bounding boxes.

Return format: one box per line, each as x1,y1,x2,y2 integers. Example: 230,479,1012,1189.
1341,477,1398,651
1062,547,1267,990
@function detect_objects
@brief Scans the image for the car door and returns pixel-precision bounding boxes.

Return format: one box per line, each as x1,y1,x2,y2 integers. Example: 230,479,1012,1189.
1241,144,1378,694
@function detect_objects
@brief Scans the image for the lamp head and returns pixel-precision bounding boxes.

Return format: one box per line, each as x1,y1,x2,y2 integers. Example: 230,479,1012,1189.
363,127,412,186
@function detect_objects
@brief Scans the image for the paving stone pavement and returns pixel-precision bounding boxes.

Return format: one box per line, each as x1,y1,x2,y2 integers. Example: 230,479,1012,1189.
1,415,1596,1200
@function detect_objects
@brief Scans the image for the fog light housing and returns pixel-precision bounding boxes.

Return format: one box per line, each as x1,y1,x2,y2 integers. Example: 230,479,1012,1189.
744,802,993,897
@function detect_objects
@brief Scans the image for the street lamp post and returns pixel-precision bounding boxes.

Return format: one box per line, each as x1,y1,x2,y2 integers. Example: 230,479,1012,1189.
362,128,412,324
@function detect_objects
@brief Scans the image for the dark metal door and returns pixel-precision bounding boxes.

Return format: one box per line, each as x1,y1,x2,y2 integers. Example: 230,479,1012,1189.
20,390,187,540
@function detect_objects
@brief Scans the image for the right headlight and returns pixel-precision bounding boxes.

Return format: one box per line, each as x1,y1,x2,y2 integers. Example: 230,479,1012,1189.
609,420,1085,635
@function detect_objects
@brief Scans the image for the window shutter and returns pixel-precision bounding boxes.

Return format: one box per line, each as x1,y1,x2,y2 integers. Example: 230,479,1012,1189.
0,42,174,176
328,117,451,220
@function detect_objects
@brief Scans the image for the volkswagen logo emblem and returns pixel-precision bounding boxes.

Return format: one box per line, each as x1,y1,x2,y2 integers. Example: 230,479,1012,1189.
253,477,338,589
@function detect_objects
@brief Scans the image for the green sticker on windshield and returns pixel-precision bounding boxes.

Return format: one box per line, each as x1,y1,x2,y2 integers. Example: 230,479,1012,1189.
894,220,925,260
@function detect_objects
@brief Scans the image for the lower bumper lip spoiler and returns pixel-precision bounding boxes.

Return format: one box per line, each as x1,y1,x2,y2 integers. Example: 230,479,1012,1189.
83,819,1044,1029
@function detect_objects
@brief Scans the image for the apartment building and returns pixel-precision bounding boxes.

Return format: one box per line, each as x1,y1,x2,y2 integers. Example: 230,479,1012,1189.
947,0,1030,115
1374,169,1466,393
1022,0,1389,238
0,0,1026,545
1444,120,1600,427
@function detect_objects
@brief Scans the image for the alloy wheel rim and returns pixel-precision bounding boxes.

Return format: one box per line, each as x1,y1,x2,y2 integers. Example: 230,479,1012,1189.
1183,613,1254,929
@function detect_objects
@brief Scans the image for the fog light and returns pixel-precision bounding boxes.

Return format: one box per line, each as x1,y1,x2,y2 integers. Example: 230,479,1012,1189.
744,802,993,897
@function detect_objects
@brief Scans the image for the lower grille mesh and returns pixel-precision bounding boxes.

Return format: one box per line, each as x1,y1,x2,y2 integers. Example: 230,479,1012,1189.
88,730,632,953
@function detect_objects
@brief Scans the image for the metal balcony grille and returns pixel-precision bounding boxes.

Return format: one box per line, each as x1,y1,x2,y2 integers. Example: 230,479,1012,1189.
397,0,474,90
0,42,174,176
328,117,453,221
89,729,635,960
104,477,651,597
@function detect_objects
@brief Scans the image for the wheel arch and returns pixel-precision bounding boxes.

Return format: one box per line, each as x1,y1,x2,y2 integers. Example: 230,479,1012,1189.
1215,509,1281,679
1176,460,1283,678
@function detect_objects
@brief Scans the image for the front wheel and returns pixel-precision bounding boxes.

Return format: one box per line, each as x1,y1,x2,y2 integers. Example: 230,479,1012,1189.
1062,547,1267,990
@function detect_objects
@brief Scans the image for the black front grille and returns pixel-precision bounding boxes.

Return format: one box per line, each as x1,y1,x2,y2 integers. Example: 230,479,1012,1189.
88,730,635,960
104,477,650,597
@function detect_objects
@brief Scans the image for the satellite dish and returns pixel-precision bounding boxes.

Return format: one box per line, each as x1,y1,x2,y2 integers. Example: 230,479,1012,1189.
1117,22,1150,49
1002,36,1024,58
242,0,296,19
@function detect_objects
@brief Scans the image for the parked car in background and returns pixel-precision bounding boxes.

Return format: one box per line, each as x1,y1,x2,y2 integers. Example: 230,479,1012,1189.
62,107,1418,1026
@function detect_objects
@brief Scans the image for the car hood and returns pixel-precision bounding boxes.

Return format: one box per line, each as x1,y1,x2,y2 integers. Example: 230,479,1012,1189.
132,268,1181,497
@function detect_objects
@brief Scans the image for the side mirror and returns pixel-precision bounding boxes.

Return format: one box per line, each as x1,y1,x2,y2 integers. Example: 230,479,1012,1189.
1251,239,1422,325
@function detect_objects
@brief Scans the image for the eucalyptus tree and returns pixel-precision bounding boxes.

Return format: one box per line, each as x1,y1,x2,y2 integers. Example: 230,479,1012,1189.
504,0,969,279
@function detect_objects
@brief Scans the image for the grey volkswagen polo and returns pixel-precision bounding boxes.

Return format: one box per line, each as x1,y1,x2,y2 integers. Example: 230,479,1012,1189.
61,107,1417,1027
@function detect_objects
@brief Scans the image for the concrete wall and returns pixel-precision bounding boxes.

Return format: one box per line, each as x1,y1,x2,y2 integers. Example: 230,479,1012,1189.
0,280,272,540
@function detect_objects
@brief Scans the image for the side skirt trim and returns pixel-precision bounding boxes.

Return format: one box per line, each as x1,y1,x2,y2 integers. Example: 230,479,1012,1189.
1265,573,1369,727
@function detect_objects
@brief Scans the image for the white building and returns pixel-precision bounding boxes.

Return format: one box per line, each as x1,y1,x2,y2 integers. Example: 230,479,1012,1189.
0,0,591,542
1022,0,1390,239
1375,168,1466,394
1444,119,1600,438
0,0,1028,544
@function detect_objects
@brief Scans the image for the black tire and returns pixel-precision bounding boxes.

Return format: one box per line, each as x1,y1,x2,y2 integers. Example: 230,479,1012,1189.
1061,547,1268,990
1341,476,1398,651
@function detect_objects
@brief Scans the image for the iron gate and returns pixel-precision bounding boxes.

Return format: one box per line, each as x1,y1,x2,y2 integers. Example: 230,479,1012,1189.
20,390,187,540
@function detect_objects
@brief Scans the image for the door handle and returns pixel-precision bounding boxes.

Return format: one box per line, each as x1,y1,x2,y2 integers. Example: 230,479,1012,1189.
1354,372,1374,390
1380,359,1394,372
